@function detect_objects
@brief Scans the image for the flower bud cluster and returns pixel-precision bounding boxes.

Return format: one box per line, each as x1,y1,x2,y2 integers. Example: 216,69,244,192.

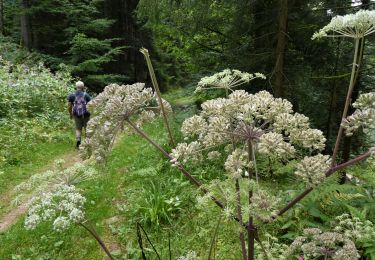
255,233,288,260
195,69,265,93
80,83,172,162
175,89,326,176
342,92,375,136
25,184,86,232
312,10,375,39
286,228,359,259
170,141,201,165
258,132,295,159
248,189,280,222
224,149,249,179
333,213,375,241
295,154,331,187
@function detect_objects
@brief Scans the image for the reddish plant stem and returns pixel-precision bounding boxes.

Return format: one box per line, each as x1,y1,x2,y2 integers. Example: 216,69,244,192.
79,222,114,260
273,150,371,219
247,140,255,260
125,119,249,226
235,180,248,260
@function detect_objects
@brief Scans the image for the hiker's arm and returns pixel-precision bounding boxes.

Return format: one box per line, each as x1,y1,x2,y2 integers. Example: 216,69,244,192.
68,102,73,119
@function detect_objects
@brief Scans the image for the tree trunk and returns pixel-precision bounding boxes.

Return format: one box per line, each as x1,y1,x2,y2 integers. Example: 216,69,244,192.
274,0,288,98
325,38,342,153
0,0,4,35
20,0,32,50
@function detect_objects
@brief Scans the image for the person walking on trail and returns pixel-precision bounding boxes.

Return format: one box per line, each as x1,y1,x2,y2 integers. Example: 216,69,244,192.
68,81,92,148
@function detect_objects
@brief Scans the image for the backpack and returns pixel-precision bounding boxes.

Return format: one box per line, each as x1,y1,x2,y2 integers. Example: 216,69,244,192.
73,94,88,117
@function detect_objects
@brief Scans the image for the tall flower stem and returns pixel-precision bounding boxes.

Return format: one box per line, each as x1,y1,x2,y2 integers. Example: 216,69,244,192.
247,140,255,260
79,222,114,260
331,37,363,165
140,48,176,147
235,179,247,260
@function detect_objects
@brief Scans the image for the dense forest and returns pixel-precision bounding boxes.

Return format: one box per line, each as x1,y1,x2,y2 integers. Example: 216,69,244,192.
0,0,375,259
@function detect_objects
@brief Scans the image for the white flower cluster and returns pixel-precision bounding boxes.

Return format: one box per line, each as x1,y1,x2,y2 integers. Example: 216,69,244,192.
286,228,359,260
255,233,288,260
333,213,375,241
258,132,295,159
173,90,326,173
295,154,331,187
312,10,375,39
80,83,172,162
25,184,86,232
248,189,281,222
170,141,201,165
181,115,207,139
224,149,249,179
195,69,266,93
177,250,198,260
342,92,375,136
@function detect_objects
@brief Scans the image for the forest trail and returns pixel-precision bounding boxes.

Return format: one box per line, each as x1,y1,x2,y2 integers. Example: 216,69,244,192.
0,150,82,233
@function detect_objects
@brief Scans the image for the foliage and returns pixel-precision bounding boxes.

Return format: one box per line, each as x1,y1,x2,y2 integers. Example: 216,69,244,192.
0,57,73,167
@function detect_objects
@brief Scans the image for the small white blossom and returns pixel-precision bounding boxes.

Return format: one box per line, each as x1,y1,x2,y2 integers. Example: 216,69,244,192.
81,83,172,162
286,228,359,259
224,149,249,179
258,132,295,159
195,69,265,93
295,154,331,187
343,92,375,136
312,10,375,39
25,184,86,232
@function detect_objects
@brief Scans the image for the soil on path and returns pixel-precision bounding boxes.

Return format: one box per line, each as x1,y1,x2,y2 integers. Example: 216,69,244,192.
0,150,81,233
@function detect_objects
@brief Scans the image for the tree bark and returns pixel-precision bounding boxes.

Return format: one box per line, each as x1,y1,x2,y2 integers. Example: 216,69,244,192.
274,0,288,98
325,38,342,153
20,0,32,50
0,0,4,35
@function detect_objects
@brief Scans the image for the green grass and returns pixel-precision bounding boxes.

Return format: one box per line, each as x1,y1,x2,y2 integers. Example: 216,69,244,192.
0,141,74,194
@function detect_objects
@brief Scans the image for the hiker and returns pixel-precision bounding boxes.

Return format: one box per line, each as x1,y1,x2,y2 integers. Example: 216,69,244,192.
68,81,92,148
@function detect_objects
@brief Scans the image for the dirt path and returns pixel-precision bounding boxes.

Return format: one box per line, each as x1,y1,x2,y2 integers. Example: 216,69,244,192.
0,150,82,233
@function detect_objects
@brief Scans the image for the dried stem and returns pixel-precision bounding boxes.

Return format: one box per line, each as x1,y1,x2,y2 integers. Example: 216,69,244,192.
140,47,176,147
79,222,114,260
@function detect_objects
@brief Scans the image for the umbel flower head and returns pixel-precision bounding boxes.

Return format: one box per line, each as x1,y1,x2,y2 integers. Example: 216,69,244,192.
195,69,266,93
312,10,375,39
294,154,331,187
285,228,359,260
171,90,326,178
342,92,375,136
25,184,86,232
80,83,172,162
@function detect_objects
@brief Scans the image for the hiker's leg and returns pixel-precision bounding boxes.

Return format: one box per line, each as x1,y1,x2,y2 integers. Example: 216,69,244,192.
76,129,82,140
73,116,84,148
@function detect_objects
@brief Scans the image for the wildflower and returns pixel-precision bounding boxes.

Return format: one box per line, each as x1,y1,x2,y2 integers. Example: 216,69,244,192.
195,69,265,93
295,154,331,187
342,92,375,136
81,83,172,162
286,227,359,259
312,10,375,39
224,149,249,179
25,184,86,232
